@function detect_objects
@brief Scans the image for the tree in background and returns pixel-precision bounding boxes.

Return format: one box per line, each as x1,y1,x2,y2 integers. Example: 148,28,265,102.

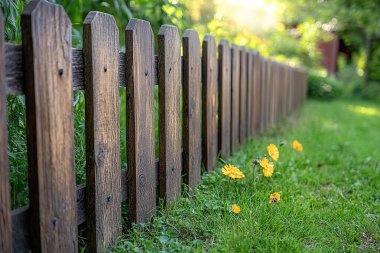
275,0,380,85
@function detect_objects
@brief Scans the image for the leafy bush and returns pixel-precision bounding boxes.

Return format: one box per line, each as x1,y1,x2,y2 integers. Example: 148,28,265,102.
352,82,380,102
308,72,343,100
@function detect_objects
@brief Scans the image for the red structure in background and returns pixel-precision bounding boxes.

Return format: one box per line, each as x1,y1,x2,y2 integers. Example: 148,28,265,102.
318,35,339,75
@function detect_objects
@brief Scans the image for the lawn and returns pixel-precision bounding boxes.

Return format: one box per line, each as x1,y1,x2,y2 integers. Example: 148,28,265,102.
111,99,380,252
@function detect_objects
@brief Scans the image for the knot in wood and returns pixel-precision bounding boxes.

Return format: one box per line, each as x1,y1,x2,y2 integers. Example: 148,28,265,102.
52,217,58,226
58,68,64,76
95,145,105,167
139,174,146,186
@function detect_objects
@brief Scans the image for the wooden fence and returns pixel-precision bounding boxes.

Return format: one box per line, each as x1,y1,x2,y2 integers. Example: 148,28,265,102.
0,1,307,252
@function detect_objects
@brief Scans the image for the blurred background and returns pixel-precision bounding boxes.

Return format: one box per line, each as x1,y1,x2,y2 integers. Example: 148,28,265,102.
1,0,380,208
2,0,380,101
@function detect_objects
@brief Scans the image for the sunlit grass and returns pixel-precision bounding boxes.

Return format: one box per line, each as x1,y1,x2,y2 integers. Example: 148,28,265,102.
111,99,380,252
347,104,380,116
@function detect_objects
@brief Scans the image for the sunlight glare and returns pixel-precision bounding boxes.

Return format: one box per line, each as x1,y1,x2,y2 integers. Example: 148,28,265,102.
216,0,277,34
347,105,380,117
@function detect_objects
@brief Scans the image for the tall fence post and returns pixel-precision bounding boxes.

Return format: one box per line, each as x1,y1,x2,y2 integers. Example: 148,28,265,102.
158,25,182,204
218,39,231,158
252,52,260,136
182,29,202,192
21,1,77,251
247,49,254,137
239,47,247,144
83,11,121,252
202,35,218,171
230,44,240,152
0,9,12,253
125,19,156,223
260,58,267,133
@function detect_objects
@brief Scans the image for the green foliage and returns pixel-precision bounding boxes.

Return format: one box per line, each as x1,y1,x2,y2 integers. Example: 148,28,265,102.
275,0,380,86
369,45,380,81
111,100,380,252
6,96,28,207
352,82,380,102
308,72,343,100
0,0,27,43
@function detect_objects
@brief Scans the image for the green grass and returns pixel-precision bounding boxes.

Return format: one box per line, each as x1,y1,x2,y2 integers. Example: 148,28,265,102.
110,99,380,252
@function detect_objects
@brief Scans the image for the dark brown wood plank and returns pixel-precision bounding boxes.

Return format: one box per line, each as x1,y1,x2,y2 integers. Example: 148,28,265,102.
182,29,202,192
202,35,218,172
217,39,231,158
0,9,12,253
125,18,156,224
265,60,271,130
253,52,261,136
4,45,158,95
83,11,121,252
21,1,77,252
269,61,275,125
239,47,247,144
158,25,182,204
246,49,253,137
260,58,266,133
230,44,240,152
10,158,180,253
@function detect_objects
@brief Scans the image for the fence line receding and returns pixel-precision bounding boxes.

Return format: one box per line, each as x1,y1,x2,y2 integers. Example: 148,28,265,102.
0,1,308,252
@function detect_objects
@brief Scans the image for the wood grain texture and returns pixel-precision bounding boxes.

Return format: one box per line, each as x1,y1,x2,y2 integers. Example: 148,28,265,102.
217,39,231,158
83,11,121,252
269,61,275,125
239,47,247,144
4,44,157,95
260,58,266,133
265,60,271,130
246,49,253,137
253,53,261,136
0,9,12,253
182,29,202,191
230,44,240,152
21,1,77,252
202,35,218,172
125,18,156,224
158,25,182,204
12,162,162,253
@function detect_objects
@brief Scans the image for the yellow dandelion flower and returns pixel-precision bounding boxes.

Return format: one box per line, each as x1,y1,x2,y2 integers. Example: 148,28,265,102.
263,165,274,177
267,144,279,161
259,157,274,177
231,204,241,214
259,156,270,168
269,192,281,203
292,140,303,152
221,164,245,179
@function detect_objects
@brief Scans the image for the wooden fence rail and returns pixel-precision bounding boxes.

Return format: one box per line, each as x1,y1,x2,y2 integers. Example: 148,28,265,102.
0,1,307,252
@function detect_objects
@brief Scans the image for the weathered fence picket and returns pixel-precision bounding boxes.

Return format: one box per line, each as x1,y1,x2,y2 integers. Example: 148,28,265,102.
260,58,267,132
158,25,182,204
83,11,122,252
125,18,156,224
182,29,202,191
230,44,240,153
202,35,218,172
0,1,308,251
0,9,12,253
21,1,78,252
247,49,254,137
218,39,231,158
239,47,248,144
253,54,261,135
